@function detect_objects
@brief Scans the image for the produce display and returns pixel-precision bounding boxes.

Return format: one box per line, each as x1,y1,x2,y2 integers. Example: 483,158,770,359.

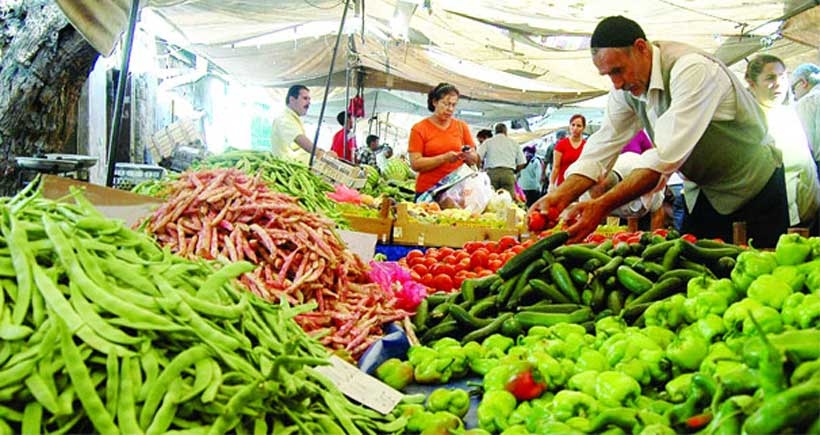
359,165,416,203
133,149,346,225
399,236,525,292
0,182,405,434
139,168,412,359
377,231,820,434
405,202,520,229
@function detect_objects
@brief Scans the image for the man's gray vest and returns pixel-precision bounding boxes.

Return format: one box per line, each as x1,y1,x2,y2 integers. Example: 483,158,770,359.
625,41,782,214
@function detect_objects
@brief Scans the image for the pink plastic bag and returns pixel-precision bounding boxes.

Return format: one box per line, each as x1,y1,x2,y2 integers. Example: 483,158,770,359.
367,261,427,311
326,184,362,204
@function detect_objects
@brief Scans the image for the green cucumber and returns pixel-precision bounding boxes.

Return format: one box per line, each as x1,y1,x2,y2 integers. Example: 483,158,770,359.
497,231,569,279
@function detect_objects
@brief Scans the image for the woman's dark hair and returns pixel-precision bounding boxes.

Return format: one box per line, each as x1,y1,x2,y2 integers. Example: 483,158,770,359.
427,83,459,112
745,54,785,83
569,114,587,128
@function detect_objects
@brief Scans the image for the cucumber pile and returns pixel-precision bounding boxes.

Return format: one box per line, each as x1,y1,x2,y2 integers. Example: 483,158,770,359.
413,231,745,345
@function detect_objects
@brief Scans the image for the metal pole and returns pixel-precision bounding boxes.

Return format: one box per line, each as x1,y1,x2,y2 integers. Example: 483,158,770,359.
343,35,352,161
105,0,141,187
310,0,351,167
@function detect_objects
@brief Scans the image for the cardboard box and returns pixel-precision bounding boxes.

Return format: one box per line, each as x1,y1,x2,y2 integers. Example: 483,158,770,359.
392,202,519,247
341,197,393,243
41,175,164,228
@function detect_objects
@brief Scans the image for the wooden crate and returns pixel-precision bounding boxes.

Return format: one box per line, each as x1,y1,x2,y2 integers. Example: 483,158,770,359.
341,197,393,243
312,156,368,189
392,203,519,247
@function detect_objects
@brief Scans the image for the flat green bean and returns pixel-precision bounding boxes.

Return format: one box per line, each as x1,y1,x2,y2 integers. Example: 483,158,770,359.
105,353,119,417
57,319,120,435
68,282,142,346
117,356,143,435
3,220,32,325
20,402,42,435
139,345,210,429
146,378,183,435
24,373,61,415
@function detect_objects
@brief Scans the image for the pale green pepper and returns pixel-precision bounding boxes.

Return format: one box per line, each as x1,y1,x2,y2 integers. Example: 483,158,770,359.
594,371,641,407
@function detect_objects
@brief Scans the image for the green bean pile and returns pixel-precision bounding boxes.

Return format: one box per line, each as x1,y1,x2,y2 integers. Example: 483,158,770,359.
194,149,347,226
0,182,404,434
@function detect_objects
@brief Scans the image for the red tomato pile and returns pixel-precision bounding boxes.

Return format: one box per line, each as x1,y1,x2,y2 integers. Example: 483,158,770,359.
399,236,534,293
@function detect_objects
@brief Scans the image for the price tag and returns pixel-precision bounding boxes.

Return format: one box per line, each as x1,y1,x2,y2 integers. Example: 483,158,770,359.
314,355,404,415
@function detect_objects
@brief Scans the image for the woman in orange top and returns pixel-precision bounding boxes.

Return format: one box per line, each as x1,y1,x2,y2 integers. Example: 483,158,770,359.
549,114,587,190
408,83,480,195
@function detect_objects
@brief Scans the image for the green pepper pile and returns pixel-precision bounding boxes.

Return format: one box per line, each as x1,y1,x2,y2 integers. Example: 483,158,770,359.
381,232,820,434
0,181,403,434
413,230,745,345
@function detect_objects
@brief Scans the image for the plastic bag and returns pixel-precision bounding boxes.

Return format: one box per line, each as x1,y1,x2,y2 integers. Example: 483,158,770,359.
454,172,493,214
416,164,476,204
367,261,426,311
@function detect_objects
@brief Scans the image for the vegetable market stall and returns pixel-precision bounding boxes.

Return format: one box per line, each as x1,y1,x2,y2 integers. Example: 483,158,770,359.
393,202,522,248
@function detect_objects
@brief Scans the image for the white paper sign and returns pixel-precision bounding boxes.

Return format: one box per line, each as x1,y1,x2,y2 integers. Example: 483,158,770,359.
314,355,404,415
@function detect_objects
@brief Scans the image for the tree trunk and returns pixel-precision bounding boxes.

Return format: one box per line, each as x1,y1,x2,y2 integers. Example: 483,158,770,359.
0,0,98,195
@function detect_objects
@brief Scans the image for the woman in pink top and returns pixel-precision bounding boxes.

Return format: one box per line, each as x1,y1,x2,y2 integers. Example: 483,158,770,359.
550,114,587,189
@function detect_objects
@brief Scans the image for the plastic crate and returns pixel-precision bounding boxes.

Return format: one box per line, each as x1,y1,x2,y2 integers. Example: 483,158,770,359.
113,163,166,191
312,156,367,190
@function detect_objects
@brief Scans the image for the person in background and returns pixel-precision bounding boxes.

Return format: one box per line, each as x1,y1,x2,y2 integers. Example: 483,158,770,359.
476,129,493,146
549,114,587,191
518,145,545,206
330,111,357,163
408,83,480,197
358,134,382,168
746,54,820,232
479,123,527,198
531,15,787,247
791,63,820,172
270,84,336,164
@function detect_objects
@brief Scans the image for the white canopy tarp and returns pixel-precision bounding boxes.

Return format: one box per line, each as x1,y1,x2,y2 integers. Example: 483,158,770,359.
56,0,819,106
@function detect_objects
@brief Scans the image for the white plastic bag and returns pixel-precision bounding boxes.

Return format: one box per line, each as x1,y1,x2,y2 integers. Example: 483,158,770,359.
435,172,493,213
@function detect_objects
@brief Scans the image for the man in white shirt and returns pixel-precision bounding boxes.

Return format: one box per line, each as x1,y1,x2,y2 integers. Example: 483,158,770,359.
791,63,820,172
478,123,526,198
531,15,787,247
270,85,335,164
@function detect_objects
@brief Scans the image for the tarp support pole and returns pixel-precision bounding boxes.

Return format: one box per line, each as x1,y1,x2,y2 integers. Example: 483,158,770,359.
105,0,140,187
310,0,352,168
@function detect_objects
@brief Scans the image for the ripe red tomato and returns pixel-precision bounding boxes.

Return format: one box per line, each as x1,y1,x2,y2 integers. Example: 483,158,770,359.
498,236,518,252
411,264,429,276
470,249,489,269
438,247,455,258
485,241,498,253
462,241,484,253
431,274,454,291
488,259,503,271
528,211,547,233
681,233,698,243
432,263,456,277
405,249,424,262
421,273,434,287
458,257,471,269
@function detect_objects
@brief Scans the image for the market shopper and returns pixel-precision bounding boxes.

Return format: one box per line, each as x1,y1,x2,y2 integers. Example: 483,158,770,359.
408,83,479,197
745,54,820,231
330,110,357,163
531,15,788,247
478,123,527,198
270,85,336,164
791,63,820,171
476,129,493,146
518,146,545,206
359,134,382,168
549,114,587,190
